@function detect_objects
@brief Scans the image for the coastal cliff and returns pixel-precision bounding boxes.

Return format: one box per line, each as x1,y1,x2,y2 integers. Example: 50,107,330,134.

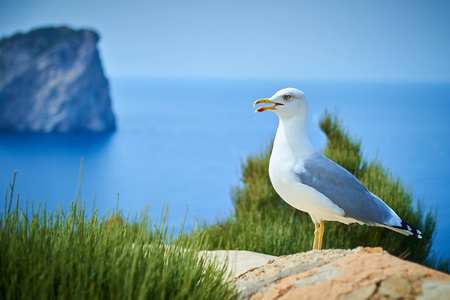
0,26,116,132
203,247,450,300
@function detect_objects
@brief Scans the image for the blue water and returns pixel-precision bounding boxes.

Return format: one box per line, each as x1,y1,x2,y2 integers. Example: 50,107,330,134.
1,78,449,257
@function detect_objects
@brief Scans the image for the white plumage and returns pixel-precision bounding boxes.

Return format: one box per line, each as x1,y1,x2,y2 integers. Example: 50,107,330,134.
254,88,421,250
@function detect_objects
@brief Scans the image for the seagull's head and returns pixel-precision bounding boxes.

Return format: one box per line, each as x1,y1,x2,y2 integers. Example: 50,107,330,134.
253,88,308,119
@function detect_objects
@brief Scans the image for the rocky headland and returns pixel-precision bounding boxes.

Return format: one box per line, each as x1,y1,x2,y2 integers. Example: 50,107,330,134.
0,26,115,132
202,247,450,300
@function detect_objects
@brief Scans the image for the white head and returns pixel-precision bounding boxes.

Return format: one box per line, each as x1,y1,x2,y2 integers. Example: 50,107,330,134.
253,88,308,120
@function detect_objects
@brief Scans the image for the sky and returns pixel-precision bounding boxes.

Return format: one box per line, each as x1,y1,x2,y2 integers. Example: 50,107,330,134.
1,0,449,81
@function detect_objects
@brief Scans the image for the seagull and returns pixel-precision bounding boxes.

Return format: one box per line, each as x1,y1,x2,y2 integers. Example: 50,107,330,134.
253,88,422,250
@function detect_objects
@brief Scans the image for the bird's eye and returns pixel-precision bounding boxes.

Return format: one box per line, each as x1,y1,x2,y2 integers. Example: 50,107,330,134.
284,94,291,100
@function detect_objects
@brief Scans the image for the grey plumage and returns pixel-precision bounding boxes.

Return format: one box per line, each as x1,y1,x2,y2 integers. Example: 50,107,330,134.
296,152,399,227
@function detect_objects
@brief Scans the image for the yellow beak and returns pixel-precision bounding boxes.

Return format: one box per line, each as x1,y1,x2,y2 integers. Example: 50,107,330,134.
253,98,283,112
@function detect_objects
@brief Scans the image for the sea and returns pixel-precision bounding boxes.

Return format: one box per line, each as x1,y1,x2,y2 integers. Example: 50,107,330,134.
1,78,449,257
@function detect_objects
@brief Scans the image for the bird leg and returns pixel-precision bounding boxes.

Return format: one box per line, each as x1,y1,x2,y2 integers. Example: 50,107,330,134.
313,222,320,250
317,221,325,250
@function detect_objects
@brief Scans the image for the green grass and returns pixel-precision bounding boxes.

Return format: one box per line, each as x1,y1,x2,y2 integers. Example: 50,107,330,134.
1,172,237,300
192,112,449,273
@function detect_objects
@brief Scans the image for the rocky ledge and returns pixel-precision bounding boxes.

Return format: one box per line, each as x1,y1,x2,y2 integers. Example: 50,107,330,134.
202,247,450,300
0,26,116,132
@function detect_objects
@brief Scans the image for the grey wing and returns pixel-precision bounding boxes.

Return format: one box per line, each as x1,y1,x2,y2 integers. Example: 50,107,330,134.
296,152,399,226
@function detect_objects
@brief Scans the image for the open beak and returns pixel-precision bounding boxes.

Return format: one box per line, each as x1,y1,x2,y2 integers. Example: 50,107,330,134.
253,98,284,112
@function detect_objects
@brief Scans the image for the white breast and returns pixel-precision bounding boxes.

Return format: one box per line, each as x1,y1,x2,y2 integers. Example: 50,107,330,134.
268,122,345,222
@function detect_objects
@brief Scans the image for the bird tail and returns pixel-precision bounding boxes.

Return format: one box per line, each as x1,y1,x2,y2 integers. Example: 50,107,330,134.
383,220,422,239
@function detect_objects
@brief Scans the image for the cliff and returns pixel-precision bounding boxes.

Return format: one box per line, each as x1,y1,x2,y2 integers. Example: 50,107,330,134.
0,26,116,132
202,247,450,300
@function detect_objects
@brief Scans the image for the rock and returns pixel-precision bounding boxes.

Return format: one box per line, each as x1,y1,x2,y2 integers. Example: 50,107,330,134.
205,247,450,300
417,279,450,300
378,277,413,298
236,248,364,283
199,250,277,278
0,26,116,132
340,284,377,300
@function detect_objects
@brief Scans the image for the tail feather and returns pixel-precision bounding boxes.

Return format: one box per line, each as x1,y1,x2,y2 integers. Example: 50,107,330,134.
387,220,422,239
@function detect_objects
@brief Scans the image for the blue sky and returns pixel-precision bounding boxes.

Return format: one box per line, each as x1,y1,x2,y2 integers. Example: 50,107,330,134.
1,0,449,81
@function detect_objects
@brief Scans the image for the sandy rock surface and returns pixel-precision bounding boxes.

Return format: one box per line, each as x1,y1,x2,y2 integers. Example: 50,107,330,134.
203,247,450,300
199,250,276,278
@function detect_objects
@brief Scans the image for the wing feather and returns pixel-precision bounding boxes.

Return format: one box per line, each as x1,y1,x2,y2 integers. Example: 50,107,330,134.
296,152,400,226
